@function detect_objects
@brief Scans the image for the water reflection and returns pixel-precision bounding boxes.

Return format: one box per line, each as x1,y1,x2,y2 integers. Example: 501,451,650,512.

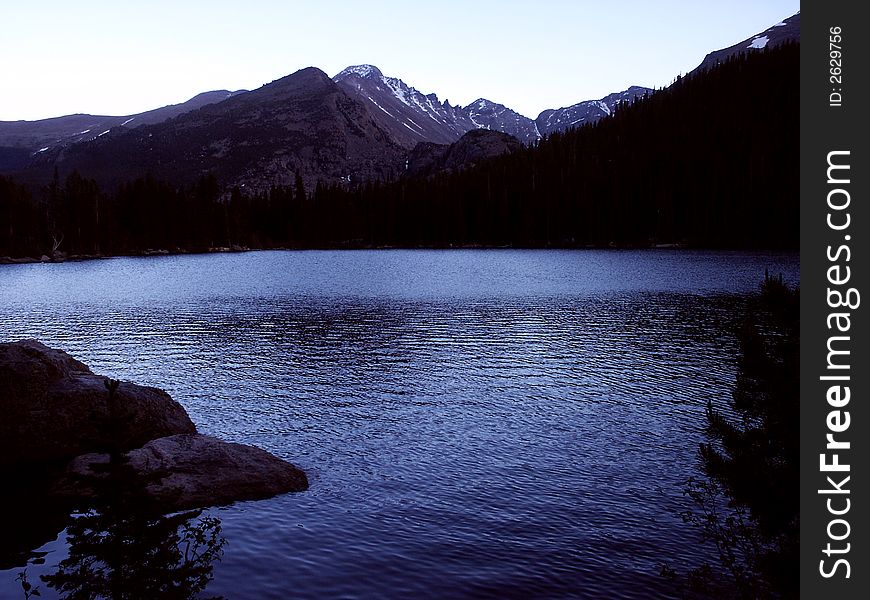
0,467,70,572
42,507,225,600
9,456,226,600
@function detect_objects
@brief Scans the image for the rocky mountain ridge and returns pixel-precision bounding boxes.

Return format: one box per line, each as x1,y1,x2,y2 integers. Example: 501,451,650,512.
334,64,651,146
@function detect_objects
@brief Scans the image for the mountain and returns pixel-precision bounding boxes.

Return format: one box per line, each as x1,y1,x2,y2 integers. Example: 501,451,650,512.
0,90,245,156
334,65,540,147
406,129,523,178
534,86,652,137
463,98,540,145
693,11,800,73
24,68,406,192
335,64,654,147
1,11,800,194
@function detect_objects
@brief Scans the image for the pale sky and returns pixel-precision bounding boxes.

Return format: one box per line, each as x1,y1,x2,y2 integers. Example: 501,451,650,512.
1,0,799,122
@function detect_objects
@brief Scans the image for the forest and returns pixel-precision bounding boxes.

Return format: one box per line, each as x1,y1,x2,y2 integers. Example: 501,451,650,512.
0,43,798,259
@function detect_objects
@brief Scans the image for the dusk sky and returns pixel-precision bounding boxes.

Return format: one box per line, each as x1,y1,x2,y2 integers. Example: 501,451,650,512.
2,0,799,122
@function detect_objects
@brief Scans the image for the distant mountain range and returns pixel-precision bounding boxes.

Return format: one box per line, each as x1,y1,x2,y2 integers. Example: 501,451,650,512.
333,65,649,147
334,65,539,147
0,11,800,191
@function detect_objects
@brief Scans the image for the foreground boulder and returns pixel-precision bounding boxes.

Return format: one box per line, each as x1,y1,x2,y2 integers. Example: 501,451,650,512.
0,340,308,513
61,434,309,511
0,340,196,465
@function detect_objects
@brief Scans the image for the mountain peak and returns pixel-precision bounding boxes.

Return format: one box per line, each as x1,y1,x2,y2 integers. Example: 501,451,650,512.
335,64,383,80
256,67,336,98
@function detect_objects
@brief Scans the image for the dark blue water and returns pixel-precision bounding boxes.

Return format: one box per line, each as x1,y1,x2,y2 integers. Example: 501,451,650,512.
0,250,799,599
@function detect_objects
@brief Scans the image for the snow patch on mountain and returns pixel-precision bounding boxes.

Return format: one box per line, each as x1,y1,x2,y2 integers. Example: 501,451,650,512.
748,35,770,49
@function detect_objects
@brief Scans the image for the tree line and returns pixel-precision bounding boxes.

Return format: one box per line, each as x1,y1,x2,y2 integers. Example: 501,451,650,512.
0,43,798,259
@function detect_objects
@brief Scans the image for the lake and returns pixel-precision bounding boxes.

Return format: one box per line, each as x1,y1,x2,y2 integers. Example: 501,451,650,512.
0,249,799,599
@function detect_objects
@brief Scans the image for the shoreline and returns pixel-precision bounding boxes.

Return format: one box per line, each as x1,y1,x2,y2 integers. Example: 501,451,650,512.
0,242,799,265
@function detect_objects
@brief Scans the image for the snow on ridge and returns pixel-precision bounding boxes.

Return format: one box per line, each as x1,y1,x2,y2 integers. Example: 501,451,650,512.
772,21,787,27
120,117,135,126
383,76,412,106
748,35,770,49
595,100,611,116
337,64,381,79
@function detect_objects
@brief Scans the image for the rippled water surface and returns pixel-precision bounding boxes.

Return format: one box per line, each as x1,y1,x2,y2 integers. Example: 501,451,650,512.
0,250,798,599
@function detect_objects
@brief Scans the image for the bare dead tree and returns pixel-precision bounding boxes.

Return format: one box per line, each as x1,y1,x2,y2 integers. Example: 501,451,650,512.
51,233,64,256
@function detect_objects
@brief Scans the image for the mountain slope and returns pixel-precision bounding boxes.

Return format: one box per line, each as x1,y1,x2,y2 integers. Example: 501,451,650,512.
693,11,800,73
26,68,406,191
534,86,651,137
0,90,245,155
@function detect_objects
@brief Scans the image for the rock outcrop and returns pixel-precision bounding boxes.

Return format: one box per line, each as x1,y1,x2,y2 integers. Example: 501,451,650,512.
0,340,195,465
63,434,309,511
406,129,523,179
0,339,308,511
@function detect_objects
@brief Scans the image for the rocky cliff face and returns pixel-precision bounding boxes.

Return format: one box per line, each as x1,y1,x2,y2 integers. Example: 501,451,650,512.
334,65,540,147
